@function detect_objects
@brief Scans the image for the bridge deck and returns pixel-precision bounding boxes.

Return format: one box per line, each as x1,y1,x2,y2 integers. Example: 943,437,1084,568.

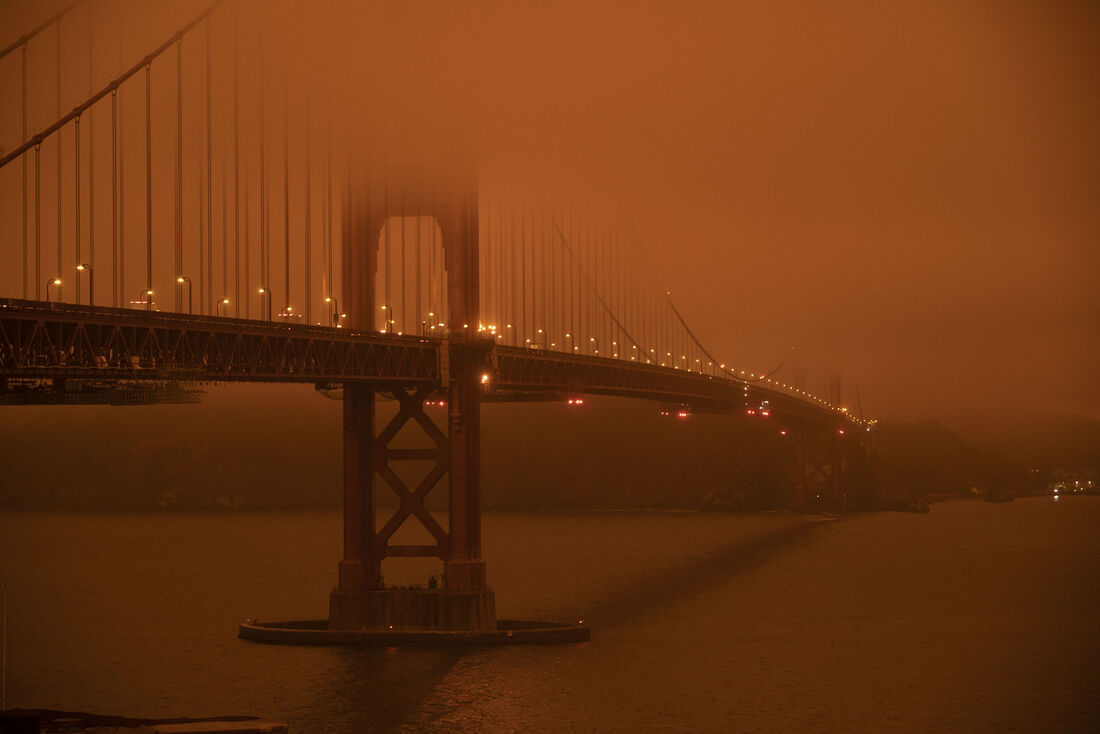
0,299,856,427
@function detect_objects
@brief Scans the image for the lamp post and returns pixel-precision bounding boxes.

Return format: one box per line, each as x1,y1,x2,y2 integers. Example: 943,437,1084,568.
590,336,599,355
324,296,339,326
45,278,62,306
380,304,392,333
257,287,272,321
76,264,93,306
176,276,192,314
138,288,154,311
217,297,230,316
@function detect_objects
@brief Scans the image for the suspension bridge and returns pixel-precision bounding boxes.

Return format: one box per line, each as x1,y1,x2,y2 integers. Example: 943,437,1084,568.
0,0,871,637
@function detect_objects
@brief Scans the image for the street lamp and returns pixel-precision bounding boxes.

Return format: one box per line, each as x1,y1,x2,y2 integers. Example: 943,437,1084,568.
45,278,62,306
138,288,154,310
76,264,93,306
380,304,392,333
176,276,193,314
257,287,273,321
324,296,340,327
589,336,599,355
217,297,230,316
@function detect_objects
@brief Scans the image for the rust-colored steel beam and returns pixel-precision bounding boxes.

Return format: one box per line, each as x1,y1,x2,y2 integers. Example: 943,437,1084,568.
0,298,438,384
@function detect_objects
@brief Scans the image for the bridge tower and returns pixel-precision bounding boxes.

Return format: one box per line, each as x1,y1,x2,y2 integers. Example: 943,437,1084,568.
328,161,497,631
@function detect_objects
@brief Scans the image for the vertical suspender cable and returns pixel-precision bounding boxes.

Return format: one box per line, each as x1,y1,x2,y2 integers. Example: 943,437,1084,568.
176,40,183,310
568,200,574,346
206,19,214,313
119,85,125,305
399,172,406,332
259,22,266,314
383,150,390,330
145,63,152,305
555,203,562,349
198,163,204,309
56,20,62,288
304,90,312,323
510,194,517,344
283,66,290,315
381,149,389,330
542,204,549,341
482,190,488,331
35,145,41,298
88,1,94,302
326,113,333,307
415,178,421,332
111,89,118,306
428,191,435,326
546,202,553,347
75,114,81,303
244,145,250,319
222,138,228,302
233,0,241,315
520,196,527,343
22,46,28,298
584,207,591,349
497,195,504,336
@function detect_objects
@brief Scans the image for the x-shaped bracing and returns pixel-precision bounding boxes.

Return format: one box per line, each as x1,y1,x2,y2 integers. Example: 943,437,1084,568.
373,386,451,559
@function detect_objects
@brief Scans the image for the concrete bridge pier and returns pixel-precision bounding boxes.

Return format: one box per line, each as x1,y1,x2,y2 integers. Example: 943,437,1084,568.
791,426,848,512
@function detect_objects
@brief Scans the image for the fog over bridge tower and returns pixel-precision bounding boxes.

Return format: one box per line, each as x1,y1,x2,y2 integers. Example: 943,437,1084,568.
329,153,496,631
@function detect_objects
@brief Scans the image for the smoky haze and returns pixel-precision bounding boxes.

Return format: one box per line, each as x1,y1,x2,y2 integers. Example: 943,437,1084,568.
0,0,1097,427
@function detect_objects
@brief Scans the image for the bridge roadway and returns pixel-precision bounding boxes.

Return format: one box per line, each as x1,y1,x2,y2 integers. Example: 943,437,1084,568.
0,298,854,427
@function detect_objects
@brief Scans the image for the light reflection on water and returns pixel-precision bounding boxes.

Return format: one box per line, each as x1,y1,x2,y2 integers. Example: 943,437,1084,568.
1,498,1098,732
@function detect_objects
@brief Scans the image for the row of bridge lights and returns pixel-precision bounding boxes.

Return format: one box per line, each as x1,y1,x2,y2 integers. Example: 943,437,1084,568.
464,320,865,425
42,270,864,425
44,265,353,326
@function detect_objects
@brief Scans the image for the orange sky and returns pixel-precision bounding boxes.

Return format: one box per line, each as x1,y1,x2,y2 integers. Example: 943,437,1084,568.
1,0,1097,426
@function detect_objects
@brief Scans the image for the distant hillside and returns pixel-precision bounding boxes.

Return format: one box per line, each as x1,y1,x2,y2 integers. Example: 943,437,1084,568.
873,420,1004,498
961,412,1100,474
